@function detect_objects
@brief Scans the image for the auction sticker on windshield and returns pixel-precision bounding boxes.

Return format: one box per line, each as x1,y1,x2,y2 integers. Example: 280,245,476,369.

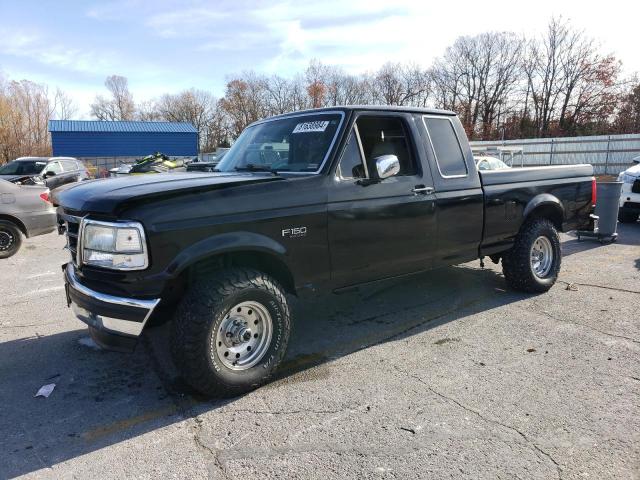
292,121,329,133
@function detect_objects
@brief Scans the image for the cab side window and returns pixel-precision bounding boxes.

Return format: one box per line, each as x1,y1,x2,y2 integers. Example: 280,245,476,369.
356,117,417,177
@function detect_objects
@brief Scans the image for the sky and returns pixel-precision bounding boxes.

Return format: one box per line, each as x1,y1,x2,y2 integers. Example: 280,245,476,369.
1,0,638,118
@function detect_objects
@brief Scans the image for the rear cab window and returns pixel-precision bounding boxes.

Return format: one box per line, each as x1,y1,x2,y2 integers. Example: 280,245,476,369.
423,116,468,178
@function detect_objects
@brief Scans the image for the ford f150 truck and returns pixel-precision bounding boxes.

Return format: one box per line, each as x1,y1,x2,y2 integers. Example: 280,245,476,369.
57,106,596,397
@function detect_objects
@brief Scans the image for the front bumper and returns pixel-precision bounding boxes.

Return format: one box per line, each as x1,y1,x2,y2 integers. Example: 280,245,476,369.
24,209,57,238
619,182,640,209
63,263,160,351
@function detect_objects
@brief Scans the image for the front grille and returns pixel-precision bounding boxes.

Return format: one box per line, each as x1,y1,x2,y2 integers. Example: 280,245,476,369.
632,179,640,194
58,211,82,265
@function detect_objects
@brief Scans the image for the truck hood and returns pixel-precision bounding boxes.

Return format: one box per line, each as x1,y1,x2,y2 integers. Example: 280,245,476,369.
56,172,283,214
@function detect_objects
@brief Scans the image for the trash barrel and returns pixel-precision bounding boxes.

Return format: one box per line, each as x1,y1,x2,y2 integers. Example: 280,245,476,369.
584,181,623,242
595,182,623,237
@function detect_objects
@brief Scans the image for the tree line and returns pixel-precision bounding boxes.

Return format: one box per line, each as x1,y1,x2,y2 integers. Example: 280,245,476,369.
1,17,639,163
0,77,76,162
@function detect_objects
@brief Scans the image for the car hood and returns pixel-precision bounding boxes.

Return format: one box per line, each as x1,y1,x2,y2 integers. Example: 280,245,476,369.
0,174,27,182
57,171,284,214
623,163,640,177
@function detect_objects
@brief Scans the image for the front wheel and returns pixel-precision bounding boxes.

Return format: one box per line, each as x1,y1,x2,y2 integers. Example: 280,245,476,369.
502,218,561,293
0,220,23,259
171,268,291,398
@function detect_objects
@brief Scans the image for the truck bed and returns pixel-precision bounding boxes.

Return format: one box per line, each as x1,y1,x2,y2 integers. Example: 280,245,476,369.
479,164,594,256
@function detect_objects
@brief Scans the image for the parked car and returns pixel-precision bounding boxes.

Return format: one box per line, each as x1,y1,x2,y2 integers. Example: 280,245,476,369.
617,155,640,223
0,179,56,258
185,161,218,172
57,106,595,397
475,155,511,171
108,152,184,177
0,156,89,189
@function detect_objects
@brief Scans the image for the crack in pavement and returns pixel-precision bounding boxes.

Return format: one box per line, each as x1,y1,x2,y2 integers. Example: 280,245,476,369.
393,365,563,480
229,407,350,416
557,280,640,295
0,322,59,329
191,416,229,480
140,336,229,479
534,308,640,346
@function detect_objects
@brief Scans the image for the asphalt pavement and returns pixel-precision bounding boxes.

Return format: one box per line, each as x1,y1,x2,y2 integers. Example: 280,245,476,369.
0,224,638,479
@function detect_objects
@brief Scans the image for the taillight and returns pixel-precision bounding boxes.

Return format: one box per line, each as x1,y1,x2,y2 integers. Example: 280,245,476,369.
40,191,51,203
591,177,597,206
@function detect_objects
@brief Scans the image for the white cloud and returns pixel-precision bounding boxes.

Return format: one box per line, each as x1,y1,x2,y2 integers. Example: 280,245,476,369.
0,28,117,76
145,8,230,37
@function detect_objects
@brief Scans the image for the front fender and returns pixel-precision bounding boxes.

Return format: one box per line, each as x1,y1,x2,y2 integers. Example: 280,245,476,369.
165,231,288,277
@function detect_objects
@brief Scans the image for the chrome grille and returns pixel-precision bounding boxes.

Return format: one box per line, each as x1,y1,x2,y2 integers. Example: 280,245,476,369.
58,212,82,265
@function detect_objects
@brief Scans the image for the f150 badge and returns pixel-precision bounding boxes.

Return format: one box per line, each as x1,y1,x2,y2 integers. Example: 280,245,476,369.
282,227,307,238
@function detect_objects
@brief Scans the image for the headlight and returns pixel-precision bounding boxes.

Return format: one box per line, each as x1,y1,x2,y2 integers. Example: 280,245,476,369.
619,173,636,184
80,219,148,270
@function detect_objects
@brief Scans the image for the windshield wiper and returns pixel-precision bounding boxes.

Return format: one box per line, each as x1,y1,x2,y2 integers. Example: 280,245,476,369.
234,164,278,174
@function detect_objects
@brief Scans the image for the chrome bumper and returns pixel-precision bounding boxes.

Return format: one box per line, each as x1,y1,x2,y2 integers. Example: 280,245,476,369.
64,263,160,338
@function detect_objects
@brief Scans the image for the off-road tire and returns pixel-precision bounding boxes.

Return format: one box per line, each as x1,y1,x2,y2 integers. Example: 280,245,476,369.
502,218,561,293
0,220,22,259
171,268,290,398
618,208,639,223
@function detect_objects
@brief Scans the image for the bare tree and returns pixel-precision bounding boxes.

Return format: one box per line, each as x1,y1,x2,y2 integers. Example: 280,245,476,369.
0,79,54,162
373,62,430,107
614,78,640,134
155,89,218,150
432,32,523,138
52,88,78,120
136,99,161,121
90,75,135,120
219,74,270,137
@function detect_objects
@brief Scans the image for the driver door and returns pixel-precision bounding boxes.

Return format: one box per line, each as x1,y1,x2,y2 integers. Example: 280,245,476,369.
327,113,437,288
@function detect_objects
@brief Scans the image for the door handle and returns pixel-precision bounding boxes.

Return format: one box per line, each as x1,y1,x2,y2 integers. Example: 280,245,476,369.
412,185,434,195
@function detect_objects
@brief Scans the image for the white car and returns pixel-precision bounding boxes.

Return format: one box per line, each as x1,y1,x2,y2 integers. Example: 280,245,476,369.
617,157,640,223
475,156,511,171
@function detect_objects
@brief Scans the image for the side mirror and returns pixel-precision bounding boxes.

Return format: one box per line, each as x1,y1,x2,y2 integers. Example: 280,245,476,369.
374,155,400,180
44,171,56,178
633,157,640,164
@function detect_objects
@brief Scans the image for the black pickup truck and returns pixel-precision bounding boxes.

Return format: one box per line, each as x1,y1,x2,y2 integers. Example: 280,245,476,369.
57,106,596,397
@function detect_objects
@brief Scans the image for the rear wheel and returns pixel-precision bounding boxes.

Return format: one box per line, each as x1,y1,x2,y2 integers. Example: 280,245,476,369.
171,268,290,398
502,218,561,293
0,220,22,259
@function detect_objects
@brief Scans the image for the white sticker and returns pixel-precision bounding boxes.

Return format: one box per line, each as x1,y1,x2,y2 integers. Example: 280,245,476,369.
292,121,329,133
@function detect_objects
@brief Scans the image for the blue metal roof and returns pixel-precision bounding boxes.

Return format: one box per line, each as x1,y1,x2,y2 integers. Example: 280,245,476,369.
48,120,197,133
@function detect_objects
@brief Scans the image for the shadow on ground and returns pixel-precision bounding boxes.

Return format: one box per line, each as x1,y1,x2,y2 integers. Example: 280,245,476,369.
0,264,536,478
562,222,640,262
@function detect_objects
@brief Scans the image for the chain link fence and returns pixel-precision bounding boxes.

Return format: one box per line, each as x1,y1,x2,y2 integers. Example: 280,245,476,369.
470,134,640,175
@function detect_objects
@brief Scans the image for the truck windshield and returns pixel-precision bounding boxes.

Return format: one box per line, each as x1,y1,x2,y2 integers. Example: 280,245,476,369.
0,160,47,175
216,113,343,173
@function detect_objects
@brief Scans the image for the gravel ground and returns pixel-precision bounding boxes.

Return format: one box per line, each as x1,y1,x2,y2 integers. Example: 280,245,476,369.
0,224,638,479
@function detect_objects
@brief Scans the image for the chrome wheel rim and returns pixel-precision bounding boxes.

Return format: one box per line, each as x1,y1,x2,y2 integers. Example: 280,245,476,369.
530,236,553,278
0,230,14,251
215,301,273,370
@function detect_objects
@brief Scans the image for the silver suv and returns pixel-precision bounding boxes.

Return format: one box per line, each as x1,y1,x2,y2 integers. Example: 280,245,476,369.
0,156,89,189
